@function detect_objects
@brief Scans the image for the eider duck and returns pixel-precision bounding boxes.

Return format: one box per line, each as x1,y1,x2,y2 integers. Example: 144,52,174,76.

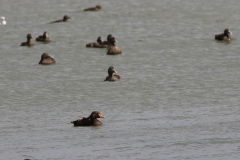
0,17,6,25
71,111,105,126
83,5,102,11
39,53,56,65
104,66,121,81
36,32,51,42
107,36,122,55
215,28,232,41
47,15,71,24
19,34,34,46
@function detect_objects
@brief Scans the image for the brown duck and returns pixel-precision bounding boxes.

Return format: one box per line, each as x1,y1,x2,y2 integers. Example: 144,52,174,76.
107,36,122,55
104,66,121,81
39,53,56,65
19,34,34,46
36,32,51,42
215,28,232,41
71,111,105,126
85,34,113,48
85,36,107,48
83,5,102,11
47,15,71,24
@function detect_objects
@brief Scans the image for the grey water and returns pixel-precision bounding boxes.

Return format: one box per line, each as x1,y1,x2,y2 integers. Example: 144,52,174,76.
1,0,240,159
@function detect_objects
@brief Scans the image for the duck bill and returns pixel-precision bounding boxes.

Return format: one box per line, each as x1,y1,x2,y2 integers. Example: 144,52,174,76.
113,69,117,74
229,30,232,34
99,113,105,118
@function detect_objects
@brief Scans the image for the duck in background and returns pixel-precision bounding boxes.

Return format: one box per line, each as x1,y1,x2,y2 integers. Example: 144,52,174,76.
36,32,51,42
39,53,56,65
19,34,34,46
107,36,122,55
85,36,106,48
0,17,6,25
85,36,107,48
104,66,121,81
215,28,232,41
83,5,102,11
85,34,113,48
71,111,105,126
47,15,71,24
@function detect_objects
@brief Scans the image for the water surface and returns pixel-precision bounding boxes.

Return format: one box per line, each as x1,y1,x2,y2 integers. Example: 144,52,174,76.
1,0,240,159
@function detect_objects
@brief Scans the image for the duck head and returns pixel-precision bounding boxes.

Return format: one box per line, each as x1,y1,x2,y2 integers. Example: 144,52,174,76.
96,5,102,9
89,111,105,119
27,34,33,40
43,31,49,38
63,15,71,21
109,37,117,45
224,28,232,36
107,34,113,42
108,66,117,75
97,36,103,43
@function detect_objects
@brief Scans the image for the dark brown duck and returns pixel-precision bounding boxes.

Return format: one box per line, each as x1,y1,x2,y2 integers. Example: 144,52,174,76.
85,34,112,48
107,36,122,55
36,32,51,42
71,111,105,126
85,36,107,48
19,34,34,46
104,66,121,81
215,28,232,41
47,15,71,24
83,5,102,11
39,53,56,65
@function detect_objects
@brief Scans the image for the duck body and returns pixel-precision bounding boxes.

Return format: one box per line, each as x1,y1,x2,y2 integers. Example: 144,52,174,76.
84,5,102,11
71,111,104,126
104,66,121,81
39,53,56,65
47,15,71,24
215,28,232,41
19,34,34,46
107,37,122,55
85,42,108,48
36,32,51,42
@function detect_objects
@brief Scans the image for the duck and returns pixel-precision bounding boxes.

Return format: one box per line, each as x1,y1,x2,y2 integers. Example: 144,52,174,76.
0,17,6,25
104,66,121,81
47,15,71,24
39,53,56,65
107,36,122,55
85,36,107,48
36,31,51,42
215,28,232,41
19,34,35,46
83,5,102,11
71,111,105,126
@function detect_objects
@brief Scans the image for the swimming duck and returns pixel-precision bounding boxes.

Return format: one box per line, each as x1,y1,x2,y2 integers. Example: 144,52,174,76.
71,111,105,126
47,15,71,24
104,66,121,81
85,36,108,48
85,34,112,48
19,34,34,46
215,28,232,41
0,17,6,25
39,53,56,65
36,31,51,42
107,36,122,55
83,5,102,11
